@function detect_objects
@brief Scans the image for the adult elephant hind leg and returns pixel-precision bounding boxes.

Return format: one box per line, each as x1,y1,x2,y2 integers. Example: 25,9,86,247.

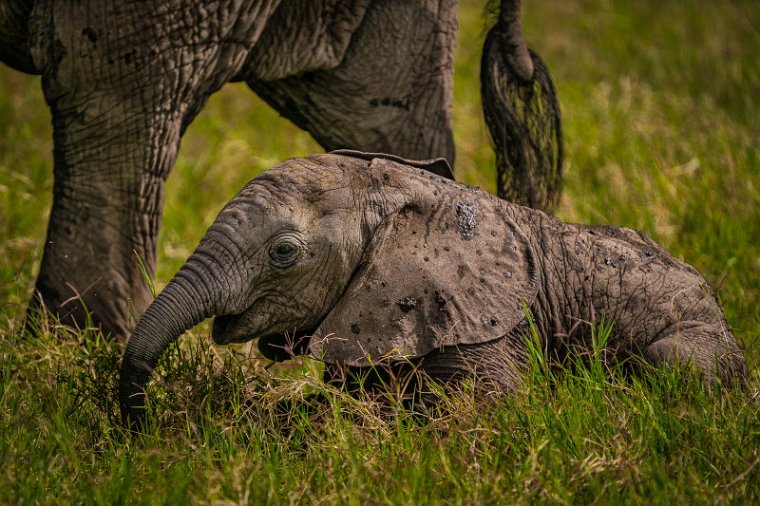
245,0,457,164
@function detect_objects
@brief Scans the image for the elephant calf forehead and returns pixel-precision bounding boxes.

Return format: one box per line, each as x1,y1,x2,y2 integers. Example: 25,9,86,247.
260,159,353,188
258,162,363,204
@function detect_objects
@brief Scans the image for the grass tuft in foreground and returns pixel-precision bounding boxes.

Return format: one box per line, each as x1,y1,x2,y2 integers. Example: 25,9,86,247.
0,314,757,504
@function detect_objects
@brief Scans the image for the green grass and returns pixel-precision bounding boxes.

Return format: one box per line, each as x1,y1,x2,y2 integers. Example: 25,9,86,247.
1,0,759,503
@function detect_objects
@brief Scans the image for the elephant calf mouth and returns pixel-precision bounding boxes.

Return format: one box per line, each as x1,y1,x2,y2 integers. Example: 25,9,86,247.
212,314,314,361
258,330,314,362
211,314,253,345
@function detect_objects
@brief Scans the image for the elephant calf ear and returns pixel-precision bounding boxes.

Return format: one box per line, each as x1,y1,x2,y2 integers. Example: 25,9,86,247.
329,149,455,181
310,194,539,367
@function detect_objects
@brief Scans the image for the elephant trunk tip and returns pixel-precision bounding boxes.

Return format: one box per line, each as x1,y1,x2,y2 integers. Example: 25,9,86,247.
118,355,155,432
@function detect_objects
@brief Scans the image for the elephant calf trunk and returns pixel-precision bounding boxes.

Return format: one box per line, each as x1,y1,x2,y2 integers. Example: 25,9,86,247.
119,274,217,430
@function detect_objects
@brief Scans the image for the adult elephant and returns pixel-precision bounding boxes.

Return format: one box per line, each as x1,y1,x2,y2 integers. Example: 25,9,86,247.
1,0,561,339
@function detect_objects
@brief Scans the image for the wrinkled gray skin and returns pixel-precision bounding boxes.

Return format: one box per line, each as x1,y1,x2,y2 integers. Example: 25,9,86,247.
1,0,540,339
120,152,747,428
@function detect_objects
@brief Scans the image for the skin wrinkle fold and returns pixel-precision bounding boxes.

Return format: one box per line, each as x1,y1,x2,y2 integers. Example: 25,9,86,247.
191,251,240,312
302,243,332,300
208,226,253,271
175,263,219,313
548,229,573,347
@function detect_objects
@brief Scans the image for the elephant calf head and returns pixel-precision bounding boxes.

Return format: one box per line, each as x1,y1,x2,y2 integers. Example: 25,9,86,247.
119,151,746,429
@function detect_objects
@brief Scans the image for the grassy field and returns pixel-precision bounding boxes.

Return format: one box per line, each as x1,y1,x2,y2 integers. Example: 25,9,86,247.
1,0,759,503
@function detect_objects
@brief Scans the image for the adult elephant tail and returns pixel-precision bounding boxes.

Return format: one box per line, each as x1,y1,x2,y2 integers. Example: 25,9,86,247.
481,0,563,212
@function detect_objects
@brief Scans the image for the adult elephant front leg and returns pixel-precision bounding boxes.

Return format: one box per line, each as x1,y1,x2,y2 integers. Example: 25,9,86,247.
25,0,272,339
27,97,181,339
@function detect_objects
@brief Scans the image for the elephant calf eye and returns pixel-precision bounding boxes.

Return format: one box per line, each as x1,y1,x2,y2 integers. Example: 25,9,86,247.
269,241,300,268
275,243,295,256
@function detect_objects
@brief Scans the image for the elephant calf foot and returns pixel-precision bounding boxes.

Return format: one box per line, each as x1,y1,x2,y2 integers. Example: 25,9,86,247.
644,332,747,385
420,333,529,395
322,361,426,405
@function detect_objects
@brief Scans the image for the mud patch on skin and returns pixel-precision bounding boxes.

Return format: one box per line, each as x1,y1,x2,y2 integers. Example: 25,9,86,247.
479,315,500,326
396,297,417,312
369,97,411,110
455,202,478,240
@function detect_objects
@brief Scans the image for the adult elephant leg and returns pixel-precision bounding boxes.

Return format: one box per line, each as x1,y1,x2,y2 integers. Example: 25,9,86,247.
25,6,188,339
24,0,282,338
246,0,457,164
28,97,183,339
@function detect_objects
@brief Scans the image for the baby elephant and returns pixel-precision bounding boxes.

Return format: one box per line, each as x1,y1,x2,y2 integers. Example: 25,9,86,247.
119,151,746,426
